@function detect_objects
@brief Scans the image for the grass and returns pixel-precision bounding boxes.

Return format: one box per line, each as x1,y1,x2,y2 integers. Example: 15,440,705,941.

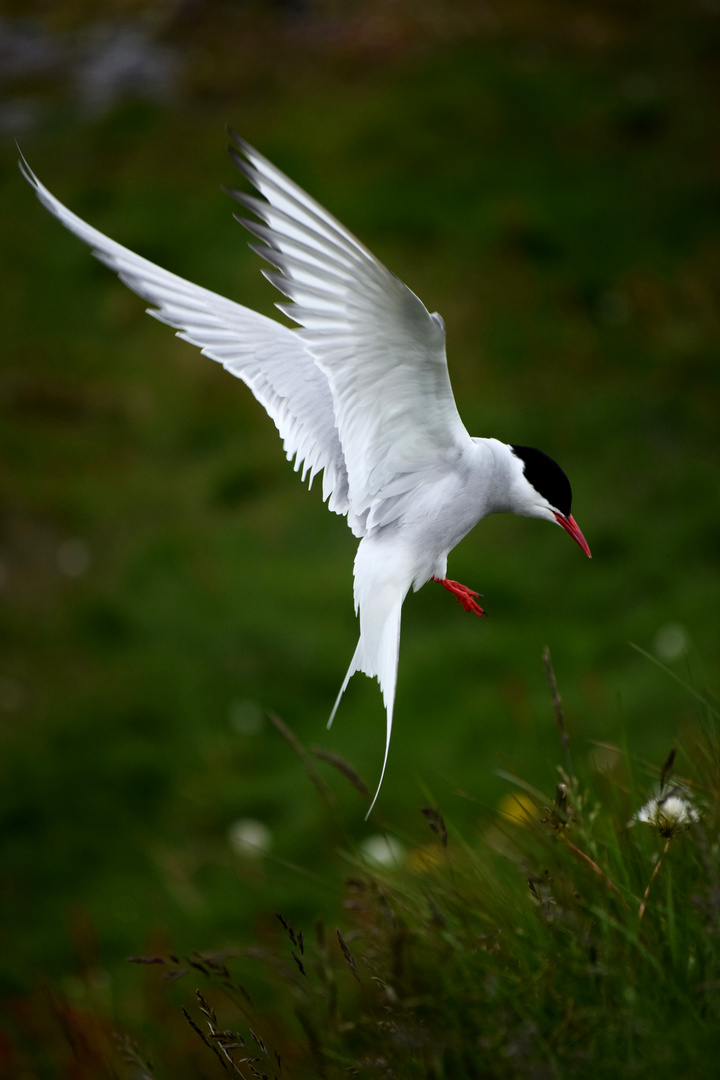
1,0,719,1072
13,651,719,1078
129,658,720,1077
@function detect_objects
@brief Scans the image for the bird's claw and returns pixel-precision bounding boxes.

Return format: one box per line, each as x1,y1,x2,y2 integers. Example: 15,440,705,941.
433,577,486,617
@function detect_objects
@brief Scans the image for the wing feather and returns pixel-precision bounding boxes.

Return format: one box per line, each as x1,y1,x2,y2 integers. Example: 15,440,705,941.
227,132,473,528
19,153,364,533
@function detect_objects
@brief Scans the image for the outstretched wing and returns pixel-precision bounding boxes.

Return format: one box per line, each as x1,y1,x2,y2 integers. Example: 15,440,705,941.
19,154,364,534
227,132,473,530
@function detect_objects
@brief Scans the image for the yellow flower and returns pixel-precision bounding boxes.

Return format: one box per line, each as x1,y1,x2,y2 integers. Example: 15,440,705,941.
497,792,540,826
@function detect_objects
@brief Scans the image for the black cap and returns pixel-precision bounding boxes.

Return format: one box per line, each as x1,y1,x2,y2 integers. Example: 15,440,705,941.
510,445,572,517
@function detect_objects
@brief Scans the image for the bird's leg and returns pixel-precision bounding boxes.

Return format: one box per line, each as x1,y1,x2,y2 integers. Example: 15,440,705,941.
432,577,486,617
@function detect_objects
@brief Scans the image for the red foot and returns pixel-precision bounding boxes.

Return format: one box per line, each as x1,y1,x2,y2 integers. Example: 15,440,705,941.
432,577,486,617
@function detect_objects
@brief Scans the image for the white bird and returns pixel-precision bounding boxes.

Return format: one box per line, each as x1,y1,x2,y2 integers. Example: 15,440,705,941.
20,133,591,814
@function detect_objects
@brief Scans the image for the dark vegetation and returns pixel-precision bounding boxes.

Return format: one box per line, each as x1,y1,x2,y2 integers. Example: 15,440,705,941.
1,0,719,1073
120,702,720,1079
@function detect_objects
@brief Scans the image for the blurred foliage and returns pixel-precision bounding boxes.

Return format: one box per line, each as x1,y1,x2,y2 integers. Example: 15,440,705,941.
1,0,719,1072
8,669,720,1077
132,722,720,1079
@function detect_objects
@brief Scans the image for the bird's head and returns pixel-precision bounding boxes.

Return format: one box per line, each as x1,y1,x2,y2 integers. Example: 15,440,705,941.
507,444,591,558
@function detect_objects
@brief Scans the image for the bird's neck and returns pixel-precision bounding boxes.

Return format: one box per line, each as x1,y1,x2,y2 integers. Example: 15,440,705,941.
471,438,527,517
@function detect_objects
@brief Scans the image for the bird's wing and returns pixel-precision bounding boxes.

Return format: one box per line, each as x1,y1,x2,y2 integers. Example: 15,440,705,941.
19,154,364,534
227,133,473,529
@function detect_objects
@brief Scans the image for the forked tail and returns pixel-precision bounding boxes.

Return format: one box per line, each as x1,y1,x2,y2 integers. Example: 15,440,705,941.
328,540,410,817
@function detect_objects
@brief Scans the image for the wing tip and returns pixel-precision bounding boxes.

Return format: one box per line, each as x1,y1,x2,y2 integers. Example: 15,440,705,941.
226,129,265,189
17,143,39,191
226,126,250,156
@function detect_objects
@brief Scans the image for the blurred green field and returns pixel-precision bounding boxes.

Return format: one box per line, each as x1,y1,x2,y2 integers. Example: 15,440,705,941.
1,0,719,1071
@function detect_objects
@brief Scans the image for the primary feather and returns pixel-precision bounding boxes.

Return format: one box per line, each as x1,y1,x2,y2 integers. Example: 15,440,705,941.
18,149,358,530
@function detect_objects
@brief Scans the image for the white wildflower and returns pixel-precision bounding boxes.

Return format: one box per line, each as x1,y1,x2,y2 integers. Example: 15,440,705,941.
653,622,688,661
360,834,405,868
630,785,700,838
228,818,273,857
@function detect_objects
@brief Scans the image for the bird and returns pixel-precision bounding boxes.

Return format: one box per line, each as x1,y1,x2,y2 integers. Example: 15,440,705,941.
20,132,591,814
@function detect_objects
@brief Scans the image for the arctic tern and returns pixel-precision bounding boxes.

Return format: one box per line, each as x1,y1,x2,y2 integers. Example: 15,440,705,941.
21,133,591,813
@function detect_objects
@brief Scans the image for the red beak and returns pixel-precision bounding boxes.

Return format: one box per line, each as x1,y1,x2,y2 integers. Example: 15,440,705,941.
554,513,592,558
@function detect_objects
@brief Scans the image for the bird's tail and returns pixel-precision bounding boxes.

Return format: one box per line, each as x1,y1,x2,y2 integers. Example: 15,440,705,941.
329,540,409,817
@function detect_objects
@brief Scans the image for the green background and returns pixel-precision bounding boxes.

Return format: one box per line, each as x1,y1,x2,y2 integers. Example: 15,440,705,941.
1,0,718,1069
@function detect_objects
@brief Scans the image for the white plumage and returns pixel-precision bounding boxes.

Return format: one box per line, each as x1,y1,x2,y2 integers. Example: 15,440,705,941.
21,133,590,813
